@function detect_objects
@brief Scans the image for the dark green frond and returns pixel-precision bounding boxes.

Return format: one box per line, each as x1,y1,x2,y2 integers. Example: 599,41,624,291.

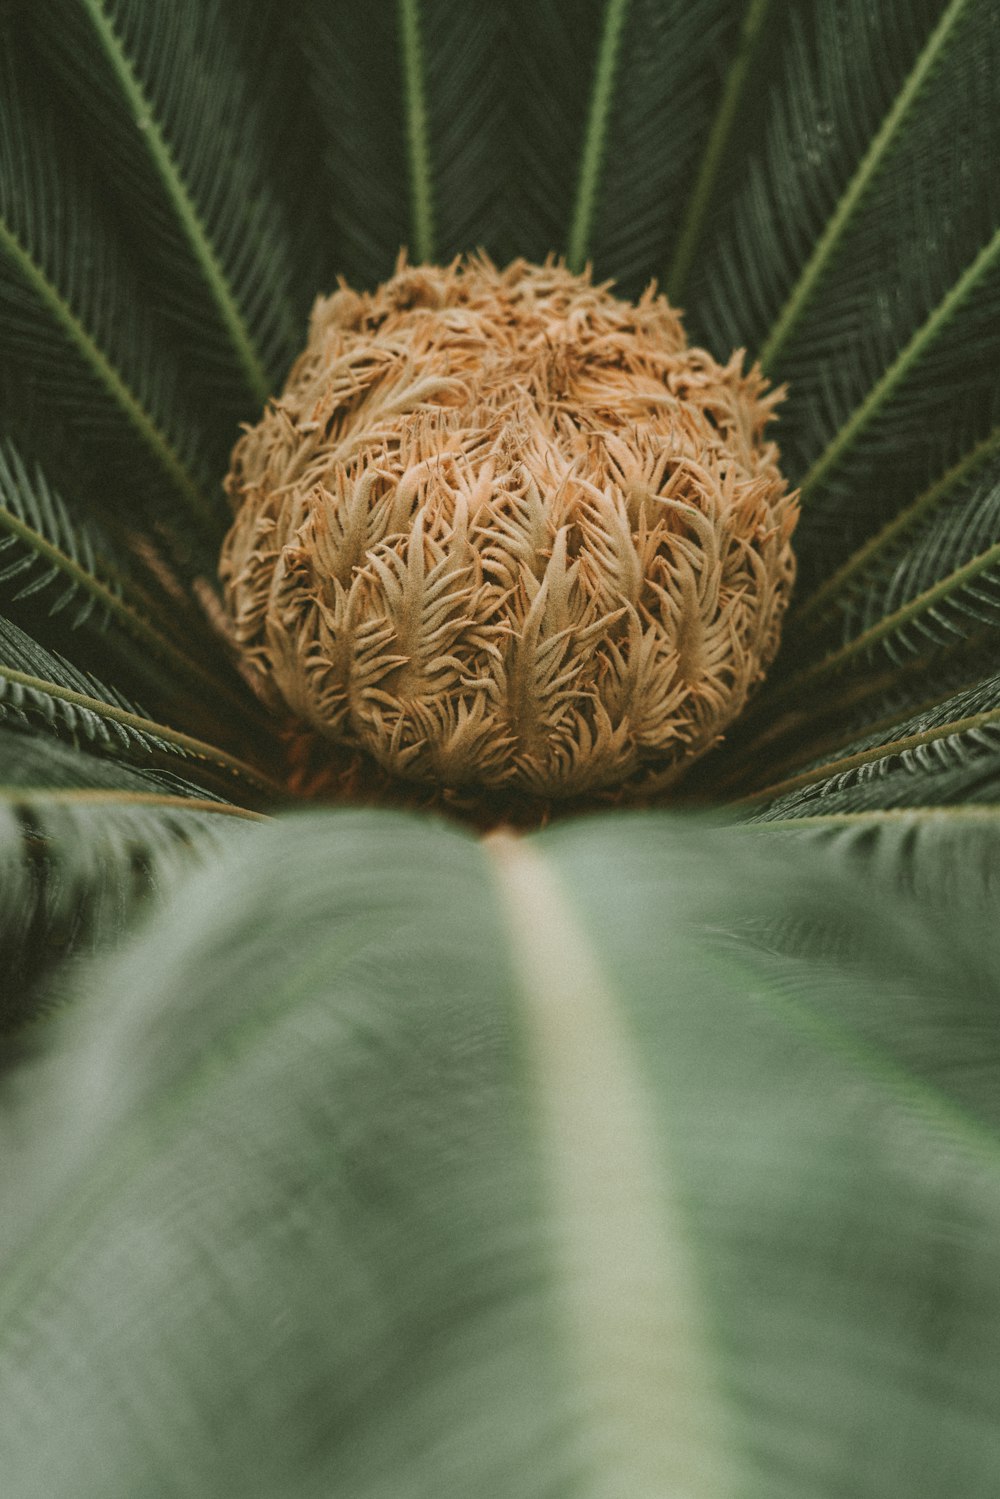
0,435,271,736
687,0,944,356
31,0,311,420
0,437,121,632
0,772,259,1029
0,618,277,801
755,0,977,374
802,461,1000,671
0,19,222,552
737,671,1000,817
665,0,773,301
0,727,230,797
684,0,999,586
299,0,566,279
297,0,411,287
4,810,1000,1492
417,0,508,261
713,431,1000,801
797,427,1000,638
504,0,607,264
789,226,1000,582
582,0,737,295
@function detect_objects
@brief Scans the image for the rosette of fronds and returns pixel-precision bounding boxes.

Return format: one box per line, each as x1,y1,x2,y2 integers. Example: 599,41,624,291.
2,4,1000,1496
222,258,796,804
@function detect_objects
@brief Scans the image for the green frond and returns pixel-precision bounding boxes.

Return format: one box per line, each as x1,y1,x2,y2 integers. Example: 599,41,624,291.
739,802,1000,898
300,0,553,277
664,0,772,301
419,0,510,260
756,0,974,373
0,770,259,1028
804,462,1000,670
4,809,1000,1492
797,426,1000,634
794,224,1000,504
0,438,120,632
577,0,737,294
0,435,260,729
0,726,260,1026
0,618,277,801
702,0,1000,586
688,0,945,355
0,20,221,550
297,0,411,287
0,727,232,797
0,6,999,1489
737,671,1000,817
502,0,608,264
566,0,630,273
722,450,1000,764
31,0,312,415
683,0,999,598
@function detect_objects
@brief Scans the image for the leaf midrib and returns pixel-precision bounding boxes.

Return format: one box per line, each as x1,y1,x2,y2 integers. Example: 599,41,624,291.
799,226,1000,502
79,0,271,404
488,831,732,1497
0,663,277,793
758,0,972,372
738,702,1000,806
797,427,1000,630
0,218,216,537
398,0,435,263
0,497,255,718
747,528,1000,718
566,0,631,273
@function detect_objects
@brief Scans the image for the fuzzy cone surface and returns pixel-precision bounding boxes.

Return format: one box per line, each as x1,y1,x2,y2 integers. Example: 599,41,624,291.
221,257,797,801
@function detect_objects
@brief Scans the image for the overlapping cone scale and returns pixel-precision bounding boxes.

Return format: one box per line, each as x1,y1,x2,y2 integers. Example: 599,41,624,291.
221,255,798,802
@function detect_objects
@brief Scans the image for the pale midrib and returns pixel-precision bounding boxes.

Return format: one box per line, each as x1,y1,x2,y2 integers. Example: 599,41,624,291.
567,0,631,273
758,0,971,372
666,0,773,301
797,426,1000,629
772,537,1000,702
80,0,271,404
0,502,254,717
0,218,215,535
487,833,730,1499
0,664,277,793
398,0,435,263
799,225,1000,503
712,648,992,795
738,703,1000,807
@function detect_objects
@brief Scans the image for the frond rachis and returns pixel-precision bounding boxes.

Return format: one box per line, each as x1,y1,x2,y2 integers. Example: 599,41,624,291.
221,256,798,802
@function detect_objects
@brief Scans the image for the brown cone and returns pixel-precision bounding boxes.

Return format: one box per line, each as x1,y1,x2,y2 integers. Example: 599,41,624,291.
221,255,798,802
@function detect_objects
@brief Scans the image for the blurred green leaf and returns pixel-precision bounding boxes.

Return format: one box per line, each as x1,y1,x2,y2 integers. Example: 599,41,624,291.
1,809,999,1495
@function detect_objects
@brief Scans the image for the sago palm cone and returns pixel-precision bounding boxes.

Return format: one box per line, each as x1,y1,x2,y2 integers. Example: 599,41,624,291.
221,256,798,802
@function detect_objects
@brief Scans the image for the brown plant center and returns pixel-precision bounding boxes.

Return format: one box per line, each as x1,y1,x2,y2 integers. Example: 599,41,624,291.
220,256,798,809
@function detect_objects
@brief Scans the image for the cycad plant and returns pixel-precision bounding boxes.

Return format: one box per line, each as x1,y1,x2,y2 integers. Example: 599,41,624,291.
1,1,999,1493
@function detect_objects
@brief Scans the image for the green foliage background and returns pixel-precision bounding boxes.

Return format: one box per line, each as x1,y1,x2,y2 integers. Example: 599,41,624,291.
0,0,998,1492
